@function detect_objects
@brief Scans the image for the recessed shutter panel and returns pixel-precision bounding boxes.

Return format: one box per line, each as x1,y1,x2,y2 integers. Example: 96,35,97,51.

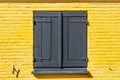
34,12,61,68
63,12,87,68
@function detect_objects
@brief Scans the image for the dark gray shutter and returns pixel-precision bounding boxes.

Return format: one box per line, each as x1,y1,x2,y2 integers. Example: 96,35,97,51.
63,12,87,68
33,12,61,68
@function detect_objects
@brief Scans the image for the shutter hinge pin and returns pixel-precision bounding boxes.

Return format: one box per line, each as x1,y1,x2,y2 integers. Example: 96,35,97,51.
34,58,36,62
82,20,89,25
34,20,36,25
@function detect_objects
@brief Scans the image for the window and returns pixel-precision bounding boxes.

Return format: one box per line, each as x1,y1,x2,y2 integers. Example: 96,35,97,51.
32,11,88,74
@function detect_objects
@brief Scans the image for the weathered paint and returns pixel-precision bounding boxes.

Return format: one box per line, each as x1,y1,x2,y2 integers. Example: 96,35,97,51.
0,2,120,80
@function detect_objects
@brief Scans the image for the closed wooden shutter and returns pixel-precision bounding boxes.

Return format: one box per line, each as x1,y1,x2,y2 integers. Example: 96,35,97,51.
63,12,87,68
33,12,61,68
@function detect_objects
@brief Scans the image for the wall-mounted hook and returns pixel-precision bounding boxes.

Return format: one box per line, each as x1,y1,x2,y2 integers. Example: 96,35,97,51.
12,65,20,78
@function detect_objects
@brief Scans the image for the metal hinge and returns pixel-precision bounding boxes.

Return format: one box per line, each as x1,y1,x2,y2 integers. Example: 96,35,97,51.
87,58,89,62
82,58,89,62
81,20,89,25
33,20,36,25
33,58,36,62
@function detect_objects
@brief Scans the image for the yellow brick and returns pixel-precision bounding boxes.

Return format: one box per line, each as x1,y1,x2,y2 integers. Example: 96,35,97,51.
0,2,120,80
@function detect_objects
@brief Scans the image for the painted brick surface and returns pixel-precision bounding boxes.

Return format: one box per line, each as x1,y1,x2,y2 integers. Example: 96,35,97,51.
0,2,120,80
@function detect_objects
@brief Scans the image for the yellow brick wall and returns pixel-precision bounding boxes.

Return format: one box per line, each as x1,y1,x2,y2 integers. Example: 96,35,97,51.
0,2,120,80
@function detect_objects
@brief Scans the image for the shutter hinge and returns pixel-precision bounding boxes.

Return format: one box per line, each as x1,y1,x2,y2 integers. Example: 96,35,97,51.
33,20,36,25
87,58,89,62
82,58,89,62
33,58,36,62
81,20,89,25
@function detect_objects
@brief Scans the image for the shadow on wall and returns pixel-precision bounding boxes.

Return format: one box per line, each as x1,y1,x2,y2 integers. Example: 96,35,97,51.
0,0,120,3
34,73,93,79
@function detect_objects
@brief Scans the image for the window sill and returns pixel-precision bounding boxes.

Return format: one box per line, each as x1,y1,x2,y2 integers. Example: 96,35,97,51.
32,68,89,74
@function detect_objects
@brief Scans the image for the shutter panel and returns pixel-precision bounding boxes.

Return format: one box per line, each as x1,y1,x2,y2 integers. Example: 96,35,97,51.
33,12,61,68
63,12,87,68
